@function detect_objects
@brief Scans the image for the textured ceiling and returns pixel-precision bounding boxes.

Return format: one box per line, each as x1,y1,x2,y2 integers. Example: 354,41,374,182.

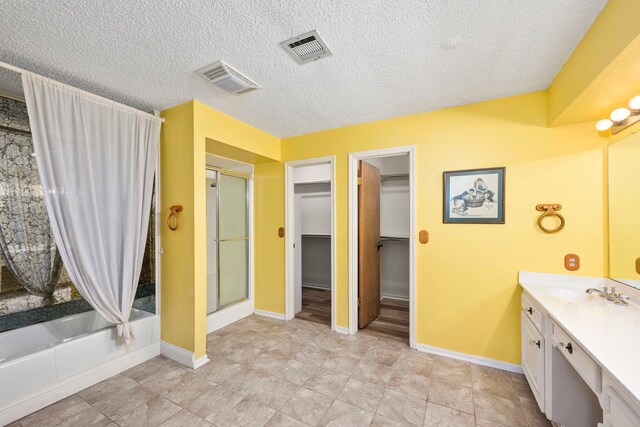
0,0,606,137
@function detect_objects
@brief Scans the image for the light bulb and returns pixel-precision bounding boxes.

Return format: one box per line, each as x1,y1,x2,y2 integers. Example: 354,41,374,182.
596,119,613,132
611,107,631,122
629,95,640,111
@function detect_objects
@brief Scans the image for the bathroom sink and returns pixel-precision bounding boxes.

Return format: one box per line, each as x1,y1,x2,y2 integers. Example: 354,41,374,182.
545,287,606,305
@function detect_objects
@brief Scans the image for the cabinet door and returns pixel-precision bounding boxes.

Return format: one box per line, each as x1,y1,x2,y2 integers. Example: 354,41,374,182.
522,313,545,412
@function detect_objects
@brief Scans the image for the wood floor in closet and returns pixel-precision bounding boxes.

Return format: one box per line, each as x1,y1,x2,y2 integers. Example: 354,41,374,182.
296,287,409,344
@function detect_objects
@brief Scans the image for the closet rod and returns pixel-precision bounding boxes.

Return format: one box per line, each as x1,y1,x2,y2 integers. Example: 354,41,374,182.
379,236,410,241
301,234,331,239
381,174,409,181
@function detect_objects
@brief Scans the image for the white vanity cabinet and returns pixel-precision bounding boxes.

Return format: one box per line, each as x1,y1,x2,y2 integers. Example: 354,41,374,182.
520,277,640,427
521,293,545,411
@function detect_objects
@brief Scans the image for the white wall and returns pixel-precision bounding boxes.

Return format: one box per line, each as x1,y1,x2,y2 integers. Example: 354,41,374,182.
293,164,331,184
381,177,410,238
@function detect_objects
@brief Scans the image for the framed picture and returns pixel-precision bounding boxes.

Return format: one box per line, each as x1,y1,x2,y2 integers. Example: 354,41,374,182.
443,167,505,224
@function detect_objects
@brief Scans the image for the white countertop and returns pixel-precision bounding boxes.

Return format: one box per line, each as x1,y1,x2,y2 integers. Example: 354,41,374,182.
519,271,640,404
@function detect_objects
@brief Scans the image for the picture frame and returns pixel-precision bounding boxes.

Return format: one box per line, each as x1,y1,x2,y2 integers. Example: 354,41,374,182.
443,167,505,224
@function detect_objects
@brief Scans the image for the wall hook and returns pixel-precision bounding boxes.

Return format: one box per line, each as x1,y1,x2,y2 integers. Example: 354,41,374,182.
535,204,564,233
167,205,183,231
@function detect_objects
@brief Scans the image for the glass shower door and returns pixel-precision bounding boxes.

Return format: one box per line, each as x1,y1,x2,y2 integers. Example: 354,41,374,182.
217,173,249,308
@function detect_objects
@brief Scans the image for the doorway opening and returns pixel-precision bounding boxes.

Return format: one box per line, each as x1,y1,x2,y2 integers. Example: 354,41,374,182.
205,154,254,332
349,147,416,347
285,157,336,331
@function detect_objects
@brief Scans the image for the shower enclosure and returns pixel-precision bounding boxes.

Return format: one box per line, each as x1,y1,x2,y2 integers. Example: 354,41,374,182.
206,167,250,314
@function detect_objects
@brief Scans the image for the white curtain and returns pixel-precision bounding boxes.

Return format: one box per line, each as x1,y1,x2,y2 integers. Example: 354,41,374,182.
22,72,161,343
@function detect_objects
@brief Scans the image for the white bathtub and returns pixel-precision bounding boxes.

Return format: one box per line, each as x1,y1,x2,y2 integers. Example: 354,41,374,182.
0,309,160,425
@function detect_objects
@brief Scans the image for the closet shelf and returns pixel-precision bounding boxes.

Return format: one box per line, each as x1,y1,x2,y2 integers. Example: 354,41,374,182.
301,233,331,239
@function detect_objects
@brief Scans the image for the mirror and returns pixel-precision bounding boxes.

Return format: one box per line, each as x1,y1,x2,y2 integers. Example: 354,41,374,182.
608,129,640,289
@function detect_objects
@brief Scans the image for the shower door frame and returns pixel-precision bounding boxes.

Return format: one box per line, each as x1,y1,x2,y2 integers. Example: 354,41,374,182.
205,164,254,333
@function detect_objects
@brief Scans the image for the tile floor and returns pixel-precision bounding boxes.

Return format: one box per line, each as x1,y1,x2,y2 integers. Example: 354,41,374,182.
11,315,551,427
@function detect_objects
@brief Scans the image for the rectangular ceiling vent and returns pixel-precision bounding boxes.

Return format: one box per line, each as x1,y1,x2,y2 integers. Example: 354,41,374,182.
280,30,332,64
197,60,260,94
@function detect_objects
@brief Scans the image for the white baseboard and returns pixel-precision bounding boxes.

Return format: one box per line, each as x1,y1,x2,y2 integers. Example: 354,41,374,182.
254,309,286,320
160,341,209,370
415,343,523,374
334,325,350,335
0,342,159,426
207,299,254,334
302,283,331,291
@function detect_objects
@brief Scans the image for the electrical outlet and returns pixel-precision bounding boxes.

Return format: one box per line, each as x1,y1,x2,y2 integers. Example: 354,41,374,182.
564,254,580,271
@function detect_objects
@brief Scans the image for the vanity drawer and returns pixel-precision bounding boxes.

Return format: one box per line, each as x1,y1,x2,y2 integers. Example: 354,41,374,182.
552,323,602,394
604,385,640,427
521,292,544,333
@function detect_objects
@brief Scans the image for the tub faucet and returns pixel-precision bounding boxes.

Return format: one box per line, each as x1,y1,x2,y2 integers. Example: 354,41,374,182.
585,286,630,305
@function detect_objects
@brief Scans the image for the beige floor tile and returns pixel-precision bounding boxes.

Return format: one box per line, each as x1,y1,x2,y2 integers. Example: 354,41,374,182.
387,369,431,400
252,332,290,350
279,387,334,425
20,395,92,427
473,391,527,426
294,344,331,367
158,409,211,427
212,397,276,427
264,412,310,426
250,351,290,374
222,343,264,364
471,365,518,401
303,367,349,397
427,379,474,414
269,338,307,358
183,385,244,421
353,359,393,385
475,417,510,426
78,374,138,405
362,344,401,367
92,384,157,420
161,373,217,406
520,398,552,427
376,389,426,427
392,353,433,377
430,356,472,388
122,359,167,382
139,363,188,394
247,376,300,410
52,405,112,427
217,367,271,395
115,396,181,427
275,358,315,385
320,354,360,376
370,413,415,426
336,377,385,412
317,399,374,427
423,402,474,426
194,355,244,383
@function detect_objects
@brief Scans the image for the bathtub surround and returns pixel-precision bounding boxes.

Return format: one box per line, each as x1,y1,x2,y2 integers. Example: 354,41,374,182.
0,95,62,298
22,72,161,343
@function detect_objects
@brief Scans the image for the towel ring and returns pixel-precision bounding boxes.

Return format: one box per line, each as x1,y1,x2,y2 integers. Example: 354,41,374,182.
536,204,564,233
167,205,183,231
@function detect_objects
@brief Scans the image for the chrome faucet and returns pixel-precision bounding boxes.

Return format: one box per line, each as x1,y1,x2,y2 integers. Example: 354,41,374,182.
585,286,630,305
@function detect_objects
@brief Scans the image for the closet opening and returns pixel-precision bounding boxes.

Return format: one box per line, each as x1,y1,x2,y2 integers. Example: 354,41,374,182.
285,157,336,331
348,148,416,347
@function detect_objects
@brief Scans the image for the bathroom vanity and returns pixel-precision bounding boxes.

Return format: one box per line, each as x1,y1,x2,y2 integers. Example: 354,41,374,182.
519,272,640,427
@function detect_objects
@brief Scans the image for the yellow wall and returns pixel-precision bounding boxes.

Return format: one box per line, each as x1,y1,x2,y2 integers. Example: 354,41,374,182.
548,0,640,126
161,100,282,359
282,91,606,364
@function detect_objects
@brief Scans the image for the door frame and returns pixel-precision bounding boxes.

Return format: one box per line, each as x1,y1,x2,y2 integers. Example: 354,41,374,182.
284,156,336,331
348,146,417,348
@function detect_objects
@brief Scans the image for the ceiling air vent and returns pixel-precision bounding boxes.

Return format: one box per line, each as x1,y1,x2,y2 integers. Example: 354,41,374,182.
280,30,332,64
197,60,260,94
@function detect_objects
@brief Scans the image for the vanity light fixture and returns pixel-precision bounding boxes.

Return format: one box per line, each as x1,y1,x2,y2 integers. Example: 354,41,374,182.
596,95,640,135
